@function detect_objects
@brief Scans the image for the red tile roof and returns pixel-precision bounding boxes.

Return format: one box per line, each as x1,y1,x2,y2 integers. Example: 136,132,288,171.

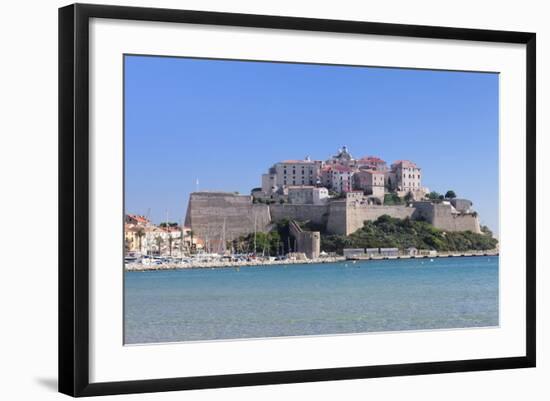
126,214,150,224
392,160,418,168
359,156,385,164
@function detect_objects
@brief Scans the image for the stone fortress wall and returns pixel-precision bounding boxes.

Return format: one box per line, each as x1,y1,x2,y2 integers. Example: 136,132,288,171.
343,203,416,235
270,204,329,227
185,192,482,240
184,192,271,243
413,201,481,234
288,220,321,259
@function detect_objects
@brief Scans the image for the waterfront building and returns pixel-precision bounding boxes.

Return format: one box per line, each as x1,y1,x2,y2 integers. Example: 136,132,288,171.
343,248,365,258
365,248,379,256
124,224,142,252
406,247,419,256
379,247,399,257
125,214,151,226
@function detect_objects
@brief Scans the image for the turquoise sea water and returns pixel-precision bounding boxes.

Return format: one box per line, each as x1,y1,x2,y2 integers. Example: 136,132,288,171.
124,256,499,344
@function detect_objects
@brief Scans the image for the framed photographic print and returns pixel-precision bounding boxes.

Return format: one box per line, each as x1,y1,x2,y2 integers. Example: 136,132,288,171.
58,3,536,397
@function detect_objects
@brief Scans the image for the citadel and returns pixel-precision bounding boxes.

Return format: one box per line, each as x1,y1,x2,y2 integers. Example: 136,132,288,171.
257,145,426,205
184,146,482,257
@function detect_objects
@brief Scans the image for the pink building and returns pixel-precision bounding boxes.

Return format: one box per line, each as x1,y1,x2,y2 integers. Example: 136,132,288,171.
329,164,354,193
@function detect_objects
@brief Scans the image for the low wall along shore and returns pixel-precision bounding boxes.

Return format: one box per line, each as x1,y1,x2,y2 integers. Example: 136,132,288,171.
184,192,482,238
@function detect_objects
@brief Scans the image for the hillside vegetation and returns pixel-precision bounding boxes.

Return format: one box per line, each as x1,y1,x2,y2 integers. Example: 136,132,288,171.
321,215,498,254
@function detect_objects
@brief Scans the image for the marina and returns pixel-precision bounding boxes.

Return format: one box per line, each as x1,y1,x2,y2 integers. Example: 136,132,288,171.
124,250,499,271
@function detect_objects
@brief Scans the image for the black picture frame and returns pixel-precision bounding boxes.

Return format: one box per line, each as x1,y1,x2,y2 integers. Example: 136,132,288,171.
59,3,536,397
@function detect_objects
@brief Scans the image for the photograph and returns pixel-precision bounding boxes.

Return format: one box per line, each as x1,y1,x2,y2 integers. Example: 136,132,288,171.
123,55,500,345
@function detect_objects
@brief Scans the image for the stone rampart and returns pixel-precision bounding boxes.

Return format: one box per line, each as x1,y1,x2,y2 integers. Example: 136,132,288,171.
270,204,329,226
326,201,348,235
289,220,321,259
413,202,481,234
184,192,270,242
431,206,481,233
345,204,416,235
185,193,482,241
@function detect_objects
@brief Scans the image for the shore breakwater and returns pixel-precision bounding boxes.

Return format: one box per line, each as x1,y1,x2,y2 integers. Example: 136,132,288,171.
125,256,345,271
125,251,498,272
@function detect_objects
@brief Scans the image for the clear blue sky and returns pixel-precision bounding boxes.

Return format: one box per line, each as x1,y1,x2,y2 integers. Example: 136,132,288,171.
125,55,499,232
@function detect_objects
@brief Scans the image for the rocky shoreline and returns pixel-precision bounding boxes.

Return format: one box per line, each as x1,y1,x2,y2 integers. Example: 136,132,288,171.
125,256,346,272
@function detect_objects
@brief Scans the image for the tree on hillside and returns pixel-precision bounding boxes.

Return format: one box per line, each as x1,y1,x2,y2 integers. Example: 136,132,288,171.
445,190,457,199
426,191,441,200
230,230,282,256
384,192,403,205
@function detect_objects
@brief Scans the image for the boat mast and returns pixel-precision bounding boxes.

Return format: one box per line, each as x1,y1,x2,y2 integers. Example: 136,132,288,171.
253,212,257,255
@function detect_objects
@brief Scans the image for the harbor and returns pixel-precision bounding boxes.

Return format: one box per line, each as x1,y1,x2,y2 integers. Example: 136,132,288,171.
124,249,499,271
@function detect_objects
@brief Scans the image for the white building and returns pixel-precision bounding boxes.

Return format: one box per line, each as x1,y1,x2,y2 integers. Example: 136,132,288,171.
273,157,322,189
312,187,329,204
288,185,329,205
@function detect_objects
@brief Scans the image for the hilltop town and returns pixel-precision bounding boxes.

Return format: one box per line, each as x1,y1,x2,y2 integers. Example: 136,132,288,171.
255,145,427,205
125,146,496,267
